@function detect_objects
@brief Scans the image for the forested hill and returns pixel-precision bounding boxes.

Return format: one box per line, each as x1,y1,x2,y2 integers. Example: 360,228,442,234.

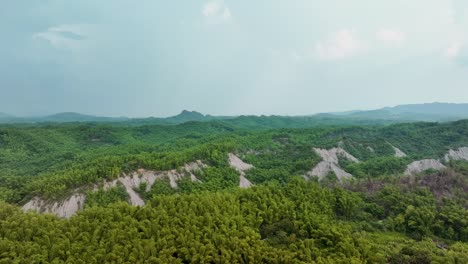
0,119,468,263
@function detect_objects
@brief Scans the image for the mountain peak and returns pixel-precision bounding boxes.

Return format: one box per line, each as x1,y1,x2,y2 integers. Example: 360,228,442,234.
166,110,206,123
177,110,204,118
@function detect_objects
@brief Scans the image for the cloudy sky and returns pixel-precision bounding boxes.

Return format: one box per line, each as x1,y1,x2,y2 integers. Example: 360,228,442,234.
2,0,468,117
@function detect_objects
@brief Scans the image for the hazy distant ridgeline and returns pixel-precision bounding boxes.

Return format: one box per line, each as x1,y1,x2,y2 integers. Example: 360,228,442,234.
1,103,468,125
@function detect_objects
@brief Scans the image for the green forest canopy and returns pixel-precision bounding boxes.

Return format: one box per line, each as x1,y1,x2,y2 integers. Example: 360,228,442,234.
0,119,468,263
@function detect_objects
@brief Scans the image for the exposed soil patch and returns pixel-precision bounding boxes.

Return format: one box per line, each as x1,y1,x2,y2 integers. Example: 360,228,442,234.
22,193,85,218
22,161,207,217
445,147,468,161
306,148,359,180
404,159,446,175
228,153,254,188
392,146,407,158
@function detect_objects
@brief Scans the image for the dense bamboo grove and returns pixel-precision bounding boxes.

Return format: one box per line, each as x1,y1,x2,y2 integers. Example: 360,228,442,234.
1,178,468,263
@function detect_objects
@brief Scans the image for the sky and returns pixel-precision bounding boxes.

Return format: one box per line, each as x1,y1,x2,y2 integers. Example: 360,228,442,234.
1,0,468,117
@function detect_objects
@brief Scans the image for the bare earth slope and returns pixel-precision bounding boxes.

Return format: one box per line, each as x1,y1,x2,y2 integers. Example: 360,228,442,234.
404,159,446,176
22,161,206,217
445,147,468,161
392,146,407,158
228,153,254,188
306,148,359,180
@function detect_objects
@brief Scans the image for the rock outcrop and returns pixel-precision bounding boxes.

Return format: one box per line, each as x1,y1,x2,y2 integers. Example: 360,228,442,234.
306,148,359,180
392,146,407,158
22,193,86,218
445,147,468,162
228,153,254,188
404,159,446,175
118,174,154,206
22,161,207,217
184,162,205,183
403,147,468,175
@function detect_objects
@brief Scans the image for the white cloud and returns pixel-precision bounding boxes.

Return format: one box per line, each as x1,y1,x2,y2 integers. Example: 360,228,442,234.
222,7,232,21
444,41,462,58
315,29,362,61
202,1,221,17
376,29,405,46
202,0,232,23
440,19,468,59
33,24,89,49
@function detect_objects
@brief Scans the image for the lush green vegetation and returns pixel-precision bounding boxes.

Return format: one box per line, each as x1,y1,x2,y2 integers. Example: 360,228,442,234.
84,186,129,208
1,119,468,263
1,175,468,263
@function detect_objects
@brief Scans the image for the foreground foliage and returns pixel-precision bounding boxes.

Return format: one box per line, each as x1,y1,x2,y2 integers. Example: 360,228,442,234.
1,178,467,263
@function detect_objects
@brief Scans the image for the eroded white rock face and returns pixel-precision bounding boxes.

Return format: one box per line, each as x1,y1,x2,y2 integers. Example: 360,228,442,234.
185,161,205,183
228,153,254,171
308,161,353,180
119,171,162,192
190,173,201,183
184,160,207,172
102,179,118,190
404,159,446,175
116,161,207,205
392,146,407,158
306,148,358,180
118,175,149,206
22,193,86,219
239,175,253,188
22,161,207,217
445,147,468,162
314,148,359,164
166,170,183,188
228,153,254,188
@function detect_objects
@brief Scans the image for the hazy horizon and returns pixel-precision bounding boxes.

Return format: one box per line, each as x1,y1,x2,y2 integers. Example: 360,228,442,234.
2,101,468,119
2,1,468,117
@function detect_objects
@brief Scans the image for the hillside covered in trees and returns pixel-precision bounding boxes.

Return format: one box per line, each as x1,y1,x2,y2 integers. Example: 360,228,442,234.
1,119,468,263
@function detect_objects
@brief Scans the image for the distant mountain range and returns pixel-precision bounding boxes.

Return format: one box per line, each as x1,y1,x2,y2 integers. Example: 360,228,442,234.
0,112,129,123
1,102,467,125
0,110,221,125
331,103,468,121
